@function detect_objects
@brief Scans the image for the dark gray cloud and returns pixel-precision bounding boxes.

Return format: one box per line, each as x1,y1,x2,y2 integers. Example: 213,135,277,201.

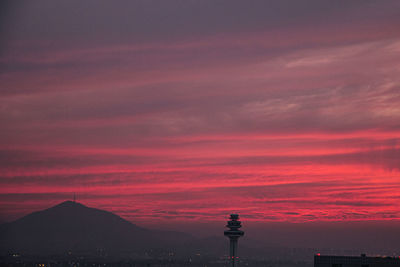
4,0,398,41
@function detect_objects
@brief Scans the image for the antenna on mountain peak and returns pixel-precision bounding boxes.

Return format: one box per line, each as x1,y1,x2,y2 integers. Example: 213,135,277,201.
73,193,76,203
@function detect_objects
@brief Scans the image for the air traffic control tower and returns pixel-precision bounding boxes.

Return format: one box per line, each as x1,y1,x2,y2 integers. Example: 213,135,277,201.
224,214,244,267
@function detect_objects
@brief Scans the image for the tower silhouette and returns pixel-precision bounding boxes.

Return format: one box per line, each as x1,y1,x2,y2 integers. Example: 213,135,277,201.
224,214,244,267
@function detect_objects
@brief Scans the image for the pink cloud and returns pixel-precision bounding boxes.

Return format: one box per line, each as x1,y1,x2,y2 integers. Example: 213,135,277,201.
1,1,400,225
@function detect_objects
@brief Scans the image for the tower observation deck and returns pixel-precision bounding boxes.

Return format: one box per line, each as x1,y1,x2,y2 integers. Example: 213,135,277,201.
224,214,244,267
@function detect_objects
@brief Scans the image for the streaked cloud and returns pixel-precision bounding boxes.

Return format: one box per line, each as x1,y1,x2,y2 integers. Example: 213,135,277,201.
1,0,400,225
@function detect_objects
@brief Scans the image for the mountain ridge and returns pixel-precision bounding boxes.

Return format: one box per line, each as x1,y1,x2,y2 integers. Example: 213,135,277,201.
0,201,192,255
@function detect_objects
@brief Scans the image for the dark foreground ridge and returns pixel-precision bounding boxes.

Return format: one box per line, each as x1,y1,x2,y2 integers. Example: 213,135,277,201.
0,201,192,255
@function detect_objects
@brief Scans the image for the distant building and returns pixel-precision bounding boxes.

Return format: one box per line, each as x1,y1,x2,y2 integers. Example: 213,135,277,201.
314,254,400,267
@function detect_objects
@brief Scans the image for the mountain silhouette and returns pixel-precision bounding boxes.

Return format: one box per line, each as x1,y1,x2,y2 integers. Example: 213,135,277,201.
0,201,192,255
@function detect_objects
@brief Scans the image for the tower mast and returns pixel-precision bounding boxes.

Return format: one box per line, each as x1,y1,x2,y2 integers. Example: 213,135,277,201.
224,214,244,267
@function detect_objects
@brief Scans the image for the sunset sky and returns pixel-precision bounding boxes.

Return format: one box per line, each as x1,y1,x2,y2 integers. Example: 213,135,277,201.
1,0,400,228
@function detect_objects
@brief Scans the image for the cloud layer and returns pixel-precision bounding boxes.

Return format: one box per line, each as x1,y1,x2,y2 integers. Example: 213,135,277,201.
1,0,400,225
